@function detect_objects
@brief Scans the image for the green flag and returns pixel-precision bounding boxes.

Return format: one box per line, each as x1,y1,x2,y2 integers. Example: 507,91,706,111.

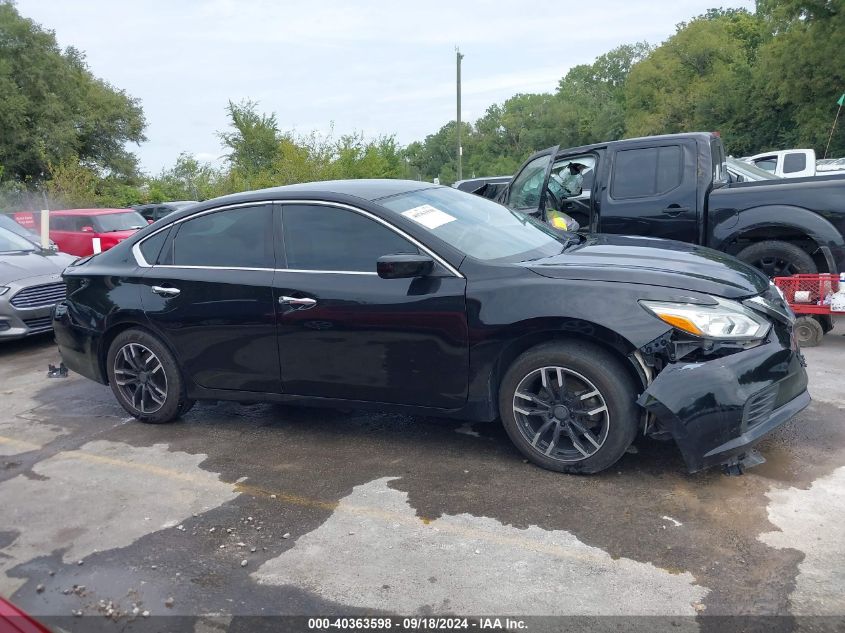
839,93,845,107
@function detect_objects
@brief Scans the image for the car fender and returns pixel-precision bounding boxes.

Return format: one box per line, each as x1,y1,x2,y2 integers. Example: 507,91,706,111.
710,204,845,271
465,276,684,413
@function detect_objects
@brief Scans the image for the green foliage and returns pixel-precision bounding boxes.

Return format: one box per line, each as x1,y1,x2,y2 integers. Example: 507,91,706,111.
410,1,844,180
0,1,145,185
753,0,845,156
624,13,760,153
218,100,281,177
3,0,844,209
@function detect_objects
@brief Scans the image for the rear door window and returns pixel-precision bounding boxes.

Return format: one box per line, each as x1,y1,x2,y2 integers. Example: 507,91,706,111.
783,153,807,174
610,146,683,199
139,228,170,265
49,216,71,231
170,205,273,268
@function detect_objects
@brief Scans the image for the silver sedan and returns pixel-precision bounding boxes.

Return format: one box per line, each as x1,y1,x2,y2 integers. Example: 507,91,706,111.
0,227,75,340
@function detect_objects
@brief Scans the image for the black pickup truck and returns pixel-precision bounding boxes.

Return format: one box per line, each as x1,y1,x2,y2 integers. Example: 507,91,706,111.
484,133,845,289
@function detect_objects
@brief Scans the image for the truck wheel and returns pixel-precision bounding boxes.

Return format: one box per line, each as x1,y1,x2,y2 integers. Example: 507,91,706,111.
794,316,824,347
498,341,639,474
736,240,817,278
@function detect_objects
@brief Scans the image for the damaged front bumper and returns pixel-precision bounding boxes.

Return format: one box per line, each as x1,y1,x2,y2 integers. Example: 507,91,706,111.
637,324,810,473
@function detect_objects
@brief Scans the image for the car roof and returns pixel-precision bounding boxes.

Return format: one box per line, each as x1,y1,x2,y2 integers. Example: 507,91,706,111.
222,179,439,204
50,208,136,216
135,201,198,208
528,132,720,160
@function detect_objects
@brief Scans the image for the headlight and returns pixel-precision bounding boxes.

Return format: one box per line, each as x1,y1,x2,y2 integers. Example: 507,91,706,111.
0,287,9,297
640,298,771,340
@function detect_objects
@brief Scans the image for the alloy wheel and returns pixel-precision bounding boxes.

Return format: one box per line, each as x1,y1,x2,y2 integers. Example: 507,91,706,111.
512,366,610,462
754,256,798,278
113,342,168,414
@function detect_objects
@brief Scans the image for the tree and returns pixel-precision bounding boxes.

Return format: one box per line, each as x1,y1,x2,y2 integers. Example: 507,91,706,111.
753,0,845,155
145,153,224,202
556,42,652,144
217,100,282,177
0,1,145,184
624,10,763,154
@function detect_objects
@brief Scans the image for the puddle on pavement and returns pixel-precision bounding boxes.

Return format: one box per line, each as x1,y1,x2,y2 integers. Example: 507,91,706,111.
8,348,845,624
760,465,845,616
253,477,708,618
0,440,239,596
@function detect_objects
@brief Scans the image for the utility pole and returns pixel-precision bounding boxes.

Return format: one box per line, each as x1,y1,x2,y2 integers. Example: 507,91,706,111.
456,47,464,181
824,92,845,159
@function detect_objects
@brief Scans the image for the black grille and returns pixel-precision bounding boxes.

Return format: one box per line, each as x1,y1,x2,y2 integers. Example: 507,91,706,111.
10,282,66,308
743,386,779,430
23,316,54,333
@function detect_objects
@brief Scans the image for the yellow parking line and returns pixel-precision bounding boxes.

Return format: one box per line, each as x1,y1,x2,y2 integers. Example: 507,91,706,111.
0,435,41,452
0,434,667,567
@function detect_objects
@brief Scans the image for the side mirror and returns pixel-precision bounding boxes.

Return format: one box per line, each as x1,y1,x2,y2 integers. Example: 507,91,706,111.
377,253,434,279
147,219,155,224
81,225,95,233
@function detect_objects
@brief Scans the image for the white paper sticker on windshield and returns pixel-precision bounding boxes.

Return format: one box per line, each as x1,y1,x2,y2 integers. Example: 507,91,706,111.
401,204,456,229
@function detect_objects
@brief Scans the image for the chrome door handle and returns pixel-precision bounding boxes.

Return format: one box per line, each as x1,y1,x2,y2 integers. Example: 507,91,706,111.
279,296,317,308
151,286,181,297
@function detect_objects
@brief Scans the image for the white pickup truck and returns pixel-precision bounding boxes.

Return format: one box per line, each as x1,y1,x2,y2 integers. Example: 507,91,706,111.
744,149,816,178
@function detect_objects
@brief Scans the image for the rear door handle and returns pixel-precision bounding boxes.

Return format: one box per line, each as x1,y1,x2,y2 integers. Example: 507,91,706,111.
151,286,180,297
279,296,317,309
662,206,690,217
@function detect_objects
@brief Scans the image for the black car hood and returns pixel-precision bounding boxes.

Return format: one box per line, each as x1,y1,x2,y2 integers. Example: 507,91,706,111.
525,234,770,299
0,250,76,284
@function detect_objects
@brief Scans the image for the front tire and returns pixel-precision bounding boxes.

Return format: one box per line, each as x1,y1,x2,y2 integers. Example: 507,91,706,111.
106,328,192,423
498,341,639,474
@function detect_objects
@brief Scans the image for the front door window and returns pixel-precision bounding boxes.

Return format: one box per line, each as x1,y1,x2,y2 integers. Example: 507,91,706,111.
507,154,552,210
281,204,418,272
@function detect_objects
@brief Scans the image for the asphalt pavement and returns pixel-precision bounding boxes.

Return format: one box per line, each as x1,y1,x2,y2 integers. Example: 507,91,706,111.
0,326,844,632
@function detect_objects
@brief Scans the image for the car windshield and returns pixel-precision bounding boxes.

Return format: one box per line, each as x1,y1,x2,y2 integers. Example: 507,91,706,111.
728,158,780,181
93,211,147,232
0,226,36,252
380,186,567,263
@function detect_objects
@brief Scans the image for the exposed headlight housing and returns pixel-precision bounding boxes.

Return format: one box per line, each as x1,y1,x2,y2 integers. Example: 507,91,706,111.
640,298,771,340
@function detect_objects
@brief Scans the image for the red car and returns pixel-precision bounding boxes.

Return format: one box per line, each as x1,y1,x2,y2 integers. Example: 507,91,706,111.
48,209,148,256
0,596,50,633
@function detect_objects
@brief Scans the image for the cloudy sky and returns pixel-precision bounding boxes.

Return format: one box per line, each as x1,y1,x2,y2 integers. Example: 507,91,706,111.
16,0,755,173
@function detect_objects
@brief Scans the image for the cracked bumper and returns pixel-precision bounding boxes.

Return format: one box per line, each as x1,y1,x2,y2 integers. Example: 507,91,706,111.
637,325,810,473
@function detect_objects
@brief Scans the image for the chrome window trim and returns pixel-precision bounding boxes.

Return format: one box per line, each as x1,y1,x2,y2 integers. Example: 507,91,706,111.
280,269,378,276
132,201,266,268
132,199,463,278
152,265,275,272
143,265,377,275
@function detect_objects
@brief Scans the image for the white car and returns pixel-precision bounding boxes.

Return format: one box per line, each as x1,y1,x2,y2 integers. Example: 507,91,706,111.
745,149,816,178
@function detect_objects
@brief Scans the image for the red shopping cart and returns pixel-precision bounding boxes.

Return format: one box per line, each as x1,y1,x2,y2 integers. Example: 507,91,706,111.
773,273,842,346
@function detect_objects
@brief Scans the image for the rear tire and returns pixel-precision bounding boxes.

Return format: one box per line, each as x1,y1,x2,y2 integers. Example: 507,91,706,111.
736,240,817,278
794,316,824,348
106,328,190,423
498,341,639,474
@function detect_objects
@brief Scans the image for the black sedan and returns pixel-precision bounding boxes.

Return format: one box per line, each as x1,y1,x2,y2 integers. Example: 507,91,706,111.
53,180,809,474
